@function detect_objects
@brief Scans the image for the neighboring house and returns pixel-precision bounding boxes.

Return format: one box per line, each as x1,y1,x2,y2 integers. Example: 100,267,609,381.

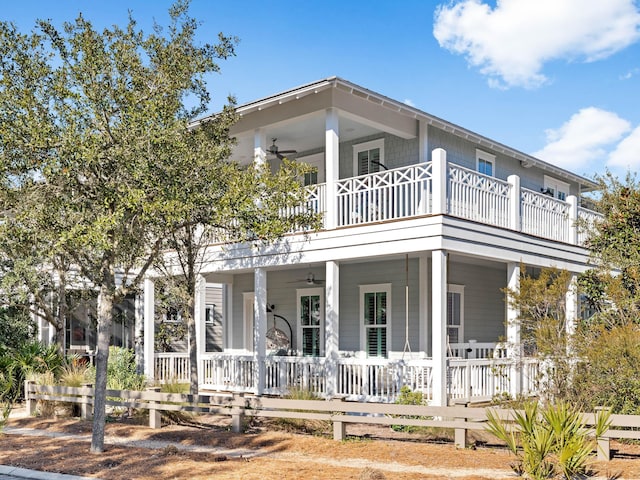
44,77,602,405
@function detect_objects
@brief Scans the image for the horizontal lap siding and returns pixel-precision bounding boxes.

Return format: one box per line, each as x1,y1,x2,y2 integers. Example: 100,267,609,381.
449,261,506,343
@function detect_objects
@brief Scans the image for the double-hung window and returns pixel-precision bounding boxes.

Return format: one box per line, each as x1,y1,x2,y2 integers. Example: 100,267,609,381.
360,284,391,357
297,288,324,356
353,139,385,176
476,149,495,177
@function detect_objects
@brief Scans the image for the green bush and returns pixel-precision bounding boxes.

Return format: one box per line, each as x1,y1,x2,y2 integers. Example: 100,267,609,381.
391,386,427,433
103,346,146,391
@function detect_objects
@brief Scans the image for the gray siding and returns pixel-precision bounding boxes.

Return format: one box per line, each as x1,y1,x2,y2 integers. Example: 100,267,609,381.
205,285,224,353
448,261,506,344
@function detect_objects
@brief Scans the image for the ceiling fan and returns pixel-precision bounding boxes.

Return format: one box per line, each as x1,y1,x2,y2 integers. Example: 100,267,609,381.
287,272,324,285
267,138,296,160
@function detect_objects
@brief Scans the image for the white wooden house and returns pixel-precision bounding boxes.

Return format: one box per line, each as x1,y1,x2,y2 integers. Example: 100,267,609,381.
52,77,602,405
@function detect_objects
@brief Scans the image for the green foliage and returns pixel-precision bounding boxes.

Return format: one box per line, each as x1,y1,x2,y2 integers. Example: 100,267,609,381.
391,386,428,433
486,400,608,479
0,306,35,354
504,266,573,400
572,324,640,414
103,347,146,391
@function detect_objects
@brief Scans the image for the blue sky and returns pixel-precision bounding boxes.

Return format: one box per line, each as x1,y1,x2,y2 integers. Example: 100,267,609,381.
3,0,640,180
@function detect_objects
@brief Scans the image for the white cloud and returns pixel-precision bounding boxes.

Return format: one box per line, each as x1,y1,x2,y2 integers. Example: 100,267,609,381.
532,107,631,171
433,0,640,88
620,68,640,80
404,98,416,107
608,126,640,169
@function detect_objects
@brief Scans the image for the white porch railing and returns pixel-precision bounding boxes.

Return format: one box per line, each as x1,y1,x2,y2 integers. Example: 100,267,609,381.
577,206,603,245
154,352,190,383
264,356,326,397
521,188,571,242
336,163,432,227
447,358,512,402
447,342,504,359
448,165,511,228
156,352,537,404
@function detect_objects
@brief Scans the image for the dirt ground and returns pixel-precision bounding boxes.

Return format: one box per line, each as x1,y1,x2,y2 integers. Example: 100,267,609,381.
2,411,640,480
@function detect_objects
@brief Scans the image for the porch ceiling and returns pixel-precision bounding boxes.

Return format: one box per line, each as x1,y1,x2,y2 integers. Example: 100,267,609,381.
230,111,380,164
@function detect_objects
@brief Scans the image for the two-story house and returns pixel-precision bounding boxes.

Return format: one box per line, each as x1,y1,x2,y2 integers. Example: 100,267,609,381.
47,77,600,406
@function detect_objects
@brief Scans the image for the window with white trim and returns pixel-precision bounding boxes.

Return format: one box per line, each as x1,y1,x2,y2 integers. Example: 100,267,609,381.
476,149,495,177
298,152,324,186
543,175,569,201
297,288,324,356
360,284,391,357
353,139,385,176
447,285,465,344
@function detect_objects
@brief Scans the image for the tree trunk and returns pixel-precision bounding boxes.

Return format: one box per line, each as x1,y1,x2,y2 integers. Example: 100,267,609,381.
90,282,115,453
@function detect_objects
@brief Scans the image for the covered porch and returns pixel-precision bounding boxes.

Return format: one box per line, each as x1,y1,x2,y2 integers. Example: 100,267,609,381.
143,254,570,405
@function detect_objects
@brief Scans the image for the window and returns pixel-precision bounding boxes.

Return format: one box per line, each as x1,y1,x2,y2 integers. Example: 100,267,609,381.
205,304,217,324
543,175,569,201
165,307,182,323
298,153,324,186
447,285,465,344
476,149,495,177
360,284,391,357
353,139,385,176
297,288,324,356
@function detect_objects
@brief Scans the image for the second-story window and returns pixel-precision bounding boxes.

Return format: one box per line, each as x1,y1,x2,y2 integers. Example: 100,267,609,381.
354,139,385,176
476,149,495,177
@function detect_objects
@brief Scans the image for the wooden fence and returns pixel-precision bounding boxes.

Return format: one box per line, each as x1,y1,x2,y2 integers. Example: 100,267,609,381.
24,381,640,461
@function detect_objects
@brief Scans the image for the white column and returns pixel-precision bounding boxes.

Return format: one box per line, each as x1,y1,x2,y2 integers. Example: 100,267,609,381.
254,128,267,168
431,249,448,406
565,272,578,343
143,278,155,380
418,120,429,163
567,195,578,244
418,253,429,354
431,149,447,215
194,274,206,382
134,287,145,373
506,262,521,398
507,175,521,232
325,260,340,397
325,108,339,229
254,268,267,395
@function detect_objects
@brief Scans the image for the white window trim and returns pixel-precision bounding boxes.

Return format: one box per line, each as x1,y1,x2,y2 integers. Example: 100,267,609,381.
447,284,465,344
353,139,385,176
543,175,570,201
296,287,325,356
359,283,392,357
476,149,496,177
242,292,254,352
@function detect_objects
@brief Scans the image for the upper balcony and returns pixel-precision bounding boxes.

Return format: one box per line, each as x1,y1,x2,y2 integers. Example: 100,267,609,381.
284,149,601,246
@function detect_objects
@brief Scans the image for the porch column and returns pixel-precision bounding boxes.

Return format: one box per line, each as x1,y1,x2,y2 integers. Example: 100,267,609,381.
419,253,429,354
431,249,448,406
431,149,447,215
567,195,578,245
325,260,340,397
506,262,521,398
254,268,267,395
325,108,339,229
194,274,206,385
134,287,145,373
254,128,267,168
565,272,578,351
507,175,521,232
143,278,155,380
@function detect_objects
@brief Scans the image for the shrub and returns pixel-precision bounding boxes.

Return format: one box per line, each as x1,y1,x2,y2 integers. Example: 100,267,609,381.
391,386,427,433
104,346,146,391
486,400,610,479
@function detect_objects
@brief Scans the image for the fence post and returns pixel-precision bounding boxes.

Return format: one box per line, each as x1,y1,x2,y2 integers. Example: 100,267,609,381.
24,380,35,416
81,383,93,420
595,406,611,461
231,393,245,433
332,398,346,441
147,387,162,429
454,401,469,449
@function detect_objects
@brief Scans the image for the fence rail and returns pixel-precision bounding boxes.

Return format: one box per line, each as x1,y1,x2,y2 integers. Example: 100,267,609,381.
24,381,640,461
